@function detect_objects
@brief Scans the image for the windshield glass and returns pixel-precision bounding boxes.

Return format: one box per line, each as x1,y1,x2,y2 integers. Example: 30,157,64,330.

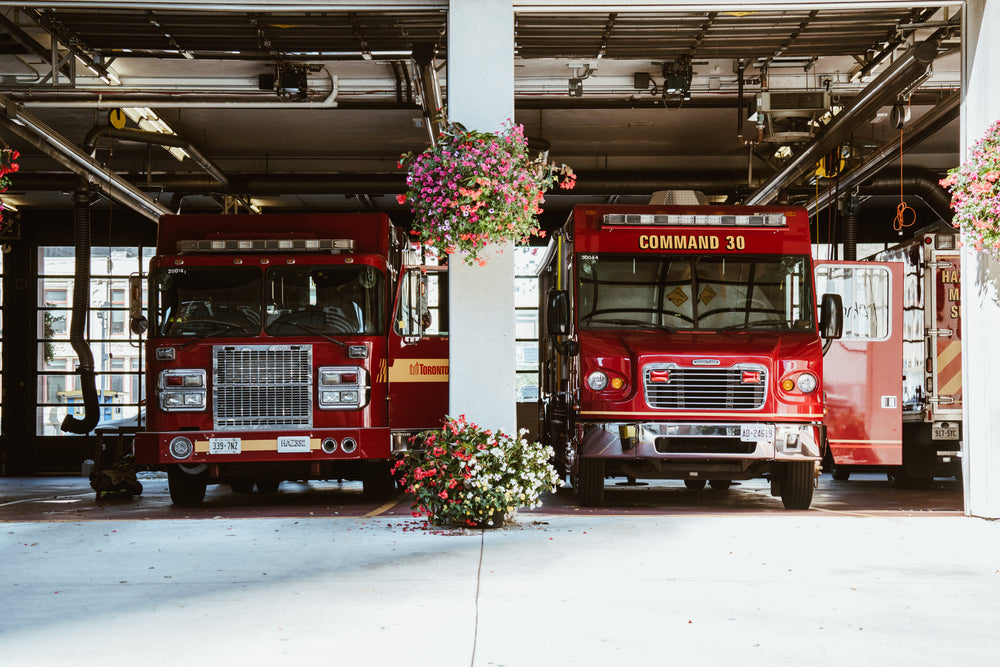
577,254,815,332
265,265,384,335
153,266,262,337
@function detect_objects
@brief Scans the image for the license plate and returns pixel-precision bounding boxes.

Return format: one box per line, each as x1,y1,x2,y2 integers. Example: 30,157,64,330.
740,424,775,442
209,437,241,455
277,435,311,453
932,426,959,440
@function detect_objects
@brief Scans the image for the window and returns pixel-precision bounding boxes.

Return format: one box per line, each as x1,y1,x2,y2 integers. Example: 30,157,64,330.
814,265,891,341
36,246,153,435
515,247,544,401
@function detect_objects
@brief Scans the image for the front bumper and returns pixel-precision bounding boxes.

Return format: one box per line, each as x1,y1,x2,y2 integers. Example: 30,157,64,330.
579,421,823,462
134,427,391,465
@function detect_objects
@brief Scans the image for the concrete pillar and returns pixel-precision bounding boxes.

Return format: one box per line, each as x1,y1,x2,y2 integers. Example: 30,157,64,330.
446,0,517,433
962,0,1000,518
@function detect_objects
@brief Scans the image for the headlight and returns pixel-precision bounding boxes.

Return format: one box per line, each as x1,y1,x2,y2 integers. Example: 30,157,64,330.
318,366,367,409
796,372,818,393
158,369,208,411
586,371,609,391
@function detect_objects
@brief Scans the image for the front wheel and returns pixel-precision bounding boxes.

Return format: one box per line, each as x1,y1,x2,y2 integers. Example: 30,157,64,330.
168,466,208,507
574,457,605,507
780,461,815,510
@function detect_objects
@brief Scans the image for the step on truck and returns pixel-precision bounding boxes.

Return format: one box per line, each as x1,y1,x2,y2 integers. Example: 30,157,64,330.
131,213,448,506
537,201,843,509
817,227,962,487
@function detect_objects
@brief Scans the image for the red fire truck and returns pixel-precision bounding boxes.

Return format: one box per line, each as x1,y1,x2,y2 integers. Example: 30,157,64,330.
131,213,448,506
538,202,843,509
817,227,961,486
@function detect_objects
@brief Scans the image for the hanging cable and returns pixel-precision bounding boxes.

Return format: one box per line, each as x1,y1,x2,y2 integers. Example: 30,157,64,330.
893,103,917,233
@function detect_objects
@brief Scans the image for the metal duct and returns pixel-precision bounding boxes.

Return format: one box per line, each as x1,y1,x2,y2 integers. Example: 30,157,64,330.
84,126,229,186
0,94,171,221
745,39,939,205
412,44,445,143
60,187,100,435
858,168,954,222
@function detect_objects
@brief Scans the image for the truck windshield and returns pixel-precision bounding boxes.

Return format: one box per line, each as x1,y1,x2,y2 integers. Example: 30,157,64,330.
265,265,385,335
153,266,262,337
577,254,815,332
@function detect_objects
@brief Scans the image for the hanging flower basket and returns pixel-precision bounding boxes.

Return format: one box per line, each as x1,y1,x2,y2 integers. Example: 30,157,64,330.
940,118,1000,261
393,415,562,528
0,148,20,231
397,120,575,266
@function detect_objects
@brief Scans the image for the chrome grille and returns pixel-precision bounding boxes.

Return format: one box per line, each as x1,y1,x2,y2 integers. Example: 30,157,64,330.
213,345,312,430
643,363,767,410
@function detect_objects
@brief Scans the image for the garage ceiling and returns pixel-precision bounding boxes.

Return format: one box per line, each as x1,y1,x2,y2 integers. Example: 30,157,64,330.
0,2,962,235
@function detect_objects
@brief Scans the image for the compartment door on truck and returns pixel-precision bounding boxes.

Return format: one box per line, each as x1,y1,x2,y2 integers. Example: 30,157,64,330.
815,261,903,466
929,251,962,434
388,266,449,429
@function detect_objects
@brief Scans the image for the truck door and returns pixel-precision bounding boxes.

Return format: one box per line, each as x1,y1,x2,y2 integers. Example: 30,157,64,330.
928,250,961,433
815,261,903,466
388,266,449,430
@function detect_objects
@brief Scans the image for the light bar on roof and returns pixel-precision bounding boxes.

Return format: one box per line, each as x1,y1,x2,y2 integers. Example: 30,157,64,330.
602,213,787,227
177,239,355,254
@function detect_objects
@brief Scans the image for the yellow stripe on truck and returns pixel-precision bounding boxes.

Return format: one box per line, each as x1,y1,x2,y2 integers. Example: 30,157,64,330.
388,358,449,383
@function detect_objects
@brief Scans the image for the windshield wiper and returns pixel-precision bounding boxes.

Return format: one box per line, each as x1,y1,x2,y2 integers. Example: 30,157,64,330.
177,323,253,349
718,319,790,332
268,321,347,348
583,317,676,333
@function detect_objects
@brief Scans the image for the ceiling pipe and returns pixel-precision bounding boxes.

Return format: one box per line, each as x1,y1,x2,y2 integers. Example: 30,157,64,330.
84,125,229,186
412,44,446,143
806,91,959,216
9,170,758,200
744,38,939,206
0,95,171,221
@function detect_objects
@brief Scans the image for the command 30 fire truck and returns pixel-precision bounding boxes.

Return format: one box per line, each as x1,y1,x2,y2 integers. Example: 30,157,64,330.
131,213,448,506
817,226,961,487
538,201,843,509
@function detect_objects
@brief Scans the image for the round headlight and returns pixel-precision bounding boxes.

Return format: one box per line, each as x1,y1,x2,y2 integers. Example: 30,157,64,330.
169,436,194,460
797,372,818,393
586,371,609,391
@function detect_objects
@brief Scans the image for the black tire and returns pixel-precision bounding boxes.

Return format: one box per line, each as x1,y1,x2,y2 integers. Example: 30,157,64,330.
574,457,605,507
362,461,397,501
230,478,254,493
780,461,815,510
831,466,851,481
255,477,281,494
890,468,932,490
709,479,732,491
684,479,707,490
168,466,208,507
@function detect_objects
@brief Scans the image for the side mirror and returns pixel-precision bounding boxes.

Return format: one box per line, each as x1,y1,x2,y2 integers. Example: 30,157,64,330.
820,293,843,340
128,275,148,335
546,290,578,356
546,290,571,336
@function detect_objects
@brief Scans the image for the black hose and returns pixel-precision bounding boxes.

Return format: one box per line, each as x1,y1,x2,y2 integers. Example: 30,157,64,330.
843,195,859,261
61,186,100,435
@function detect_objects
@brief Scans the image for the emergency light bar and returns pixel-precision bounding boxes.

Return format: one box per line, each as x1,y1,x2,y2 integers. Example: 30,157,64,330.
177,238,355,254
602,213,787,227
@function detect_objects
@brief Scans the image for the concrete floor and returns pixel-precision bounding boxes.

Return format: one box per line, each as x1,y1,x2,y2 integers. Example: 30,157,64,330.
1,475,996,666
